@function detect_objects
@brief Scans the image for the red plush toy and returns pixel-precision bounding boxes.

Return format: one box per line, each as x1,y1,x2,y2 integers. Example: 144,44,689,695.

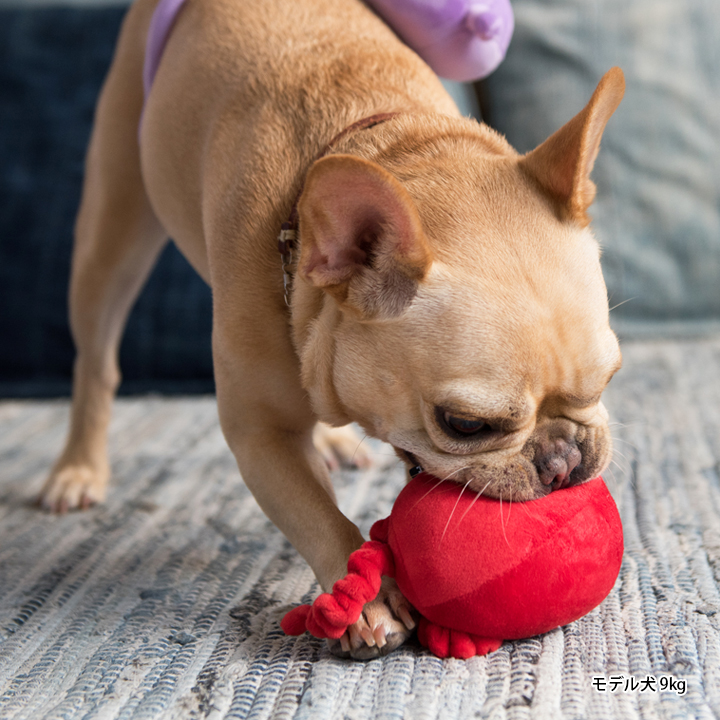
282,473,623,659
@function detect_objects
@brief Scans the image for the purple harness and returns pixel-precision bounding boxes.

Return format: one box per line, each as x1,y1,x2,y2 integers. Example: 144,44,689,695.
143,0,187,100
141,0,513,102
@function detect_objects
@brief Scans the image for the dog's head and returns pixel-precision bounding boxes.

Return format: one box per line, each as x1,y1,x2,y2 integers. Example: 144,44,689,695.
294,69,625,500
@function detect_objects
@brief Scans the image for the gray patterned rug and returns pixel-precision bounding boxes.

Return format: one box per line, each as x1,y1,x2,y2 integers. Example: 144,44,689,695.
2,337,720,719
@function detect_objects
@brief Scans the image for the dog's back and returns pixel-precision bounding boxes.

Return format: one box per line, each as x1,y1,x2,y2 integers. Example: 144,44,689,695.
139,0,459,275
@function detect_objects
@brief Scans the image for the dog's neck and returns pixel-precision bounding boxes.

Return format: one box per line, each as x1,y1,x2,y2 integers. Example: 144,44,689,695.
277,112,401,306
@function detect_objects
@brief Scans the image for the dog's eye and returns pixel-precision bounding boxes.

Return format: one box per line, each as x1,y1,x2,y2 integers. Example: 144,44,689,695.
440,410,490,438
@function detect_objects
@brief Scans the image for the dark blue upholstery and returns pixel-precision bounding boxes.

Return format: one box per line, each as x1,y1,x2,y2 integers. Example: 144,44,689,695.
0,7,214,397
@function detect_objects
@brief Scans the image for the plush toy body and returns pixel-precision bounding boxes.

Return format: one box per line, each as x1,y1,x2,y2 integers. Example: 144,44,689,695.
365,0,514,81
282,474,623,659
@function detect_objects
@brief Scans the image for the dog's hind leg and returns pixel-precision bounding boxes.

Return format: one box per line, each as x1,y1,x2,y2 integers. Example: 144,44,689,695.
40,0,167,512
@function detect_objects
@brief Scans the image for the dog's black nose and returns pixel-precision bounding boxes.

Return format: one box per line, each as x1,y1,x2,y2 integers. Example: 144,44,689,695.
534,438,581,490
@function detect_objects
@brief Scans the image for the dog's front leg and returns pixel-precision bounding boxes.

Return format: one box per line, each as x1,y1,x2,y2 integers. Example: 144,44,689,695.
226,420,363,591
226,418,416,657
213,325,414,657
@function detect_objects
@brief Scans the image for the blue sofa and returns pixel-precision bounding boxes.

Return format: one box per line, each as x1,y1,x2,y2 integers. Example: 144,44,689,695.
2,1,719,397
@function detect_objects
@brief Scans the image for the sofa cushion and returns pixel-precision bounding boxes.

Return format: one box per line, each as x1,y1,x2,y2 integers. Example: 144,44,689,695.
480,0,720,337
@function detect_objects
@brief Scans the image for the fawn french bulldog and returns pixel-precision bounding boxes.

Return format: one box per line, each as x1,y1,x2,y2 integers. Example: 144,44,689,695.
42,0,624,658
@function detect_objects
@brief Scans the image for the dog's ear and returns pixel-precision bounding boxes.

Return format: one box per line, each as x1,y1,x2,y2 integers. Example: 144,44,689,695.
298,154,432,318
520,67,625,227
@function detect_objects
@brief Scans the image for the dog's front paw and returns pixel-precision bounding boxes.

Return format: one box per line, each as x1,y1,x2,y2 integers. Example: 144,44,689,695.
328,577,417,660
313,423,373,471
38,462,108,513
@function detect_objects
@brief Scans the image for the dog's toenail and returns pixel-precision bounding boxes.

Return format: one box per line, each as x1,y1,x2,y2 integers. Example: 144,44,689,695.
361,627,376,646
340,634,350,653
398,606,416,630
